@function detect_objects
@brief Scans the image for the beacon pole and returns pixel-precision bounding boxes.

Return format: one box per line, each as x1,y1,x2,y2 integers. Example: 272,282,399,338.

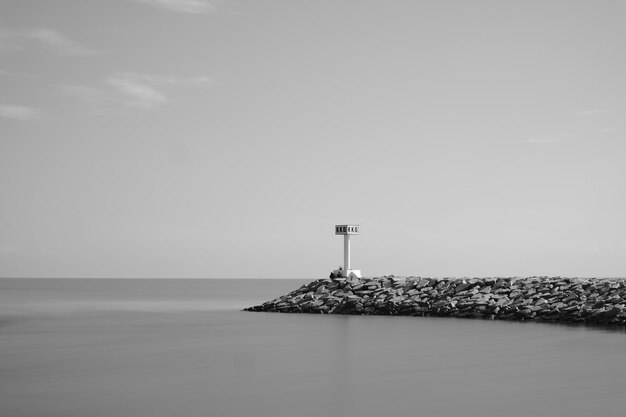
344,233,351,272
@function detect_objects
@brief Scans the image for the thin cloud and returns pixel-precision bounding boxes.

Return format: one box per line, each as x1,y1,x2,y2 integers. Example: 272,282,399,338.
0,27,101,56
576,110,604,116
0,69,39,78
134,0,222,14
65,72,213,111
114,72,213,86
0,104,45,121
108,74,170,108
25,28,101,56
523,133,574,144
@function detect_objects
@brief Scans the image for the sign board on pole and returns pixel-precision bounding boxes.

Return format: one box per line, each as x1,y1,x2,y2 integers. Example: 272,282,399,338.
335,225,359,235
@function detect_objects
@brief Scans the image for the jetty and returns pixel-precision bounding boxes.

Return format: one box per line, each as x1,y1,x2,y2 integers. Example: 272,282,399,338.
245,276,626,325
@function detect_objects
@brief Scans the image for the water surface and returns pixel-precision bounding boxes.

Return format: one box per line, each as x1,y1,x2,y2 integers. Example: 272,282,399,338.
1,278,624,417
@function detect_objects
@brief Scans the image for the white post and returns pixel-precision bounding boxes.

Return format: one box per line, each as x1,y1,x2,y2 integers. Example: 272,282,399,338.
344,234,351,275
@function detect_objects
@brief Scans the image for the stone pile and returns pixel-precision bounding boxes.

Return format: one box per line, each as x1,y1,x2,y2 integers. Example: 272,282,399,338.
245,276,626,325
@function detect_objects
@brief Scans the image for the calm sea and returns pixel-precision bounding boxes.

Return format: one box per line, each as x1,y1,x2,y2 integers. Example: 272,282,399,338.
1,278,625,417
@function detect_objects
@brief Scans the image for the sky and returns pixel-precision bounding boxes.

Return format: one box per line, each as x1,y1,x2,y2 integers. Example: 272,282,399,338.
1,0,625,278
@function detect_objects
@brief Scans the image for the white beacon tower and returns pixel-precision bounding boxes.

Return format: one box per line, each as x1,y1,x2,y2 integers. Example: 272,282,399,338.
332,224,362,279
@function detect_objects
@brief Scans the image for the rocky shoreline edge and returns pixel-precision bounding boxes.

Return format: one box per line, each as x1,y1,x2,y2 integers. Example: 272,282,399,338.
244,276,626,325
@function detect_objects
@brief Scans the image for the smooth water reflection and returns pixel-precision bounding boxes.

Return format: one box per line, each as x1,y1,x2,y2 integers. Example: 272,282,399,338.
1,279,625,417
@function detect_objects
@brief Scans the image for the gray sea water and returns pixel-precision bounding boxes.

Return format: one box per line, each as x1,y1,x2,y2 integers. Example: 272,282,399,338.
1,278,625,417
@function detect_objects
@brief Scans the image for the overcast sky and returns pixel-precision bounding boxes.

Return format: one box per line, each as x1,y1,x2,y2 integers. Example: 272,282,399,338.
1,0,625,278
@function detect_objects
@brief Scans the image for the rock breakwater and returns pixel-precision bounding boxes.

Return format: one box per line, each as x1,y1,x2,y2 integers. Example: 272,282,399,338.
245,276,626,325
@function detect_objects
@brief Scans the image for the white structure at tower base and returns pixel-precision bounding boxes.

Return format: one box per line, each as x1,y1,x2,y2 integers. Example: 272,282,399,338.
330,268,362,279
